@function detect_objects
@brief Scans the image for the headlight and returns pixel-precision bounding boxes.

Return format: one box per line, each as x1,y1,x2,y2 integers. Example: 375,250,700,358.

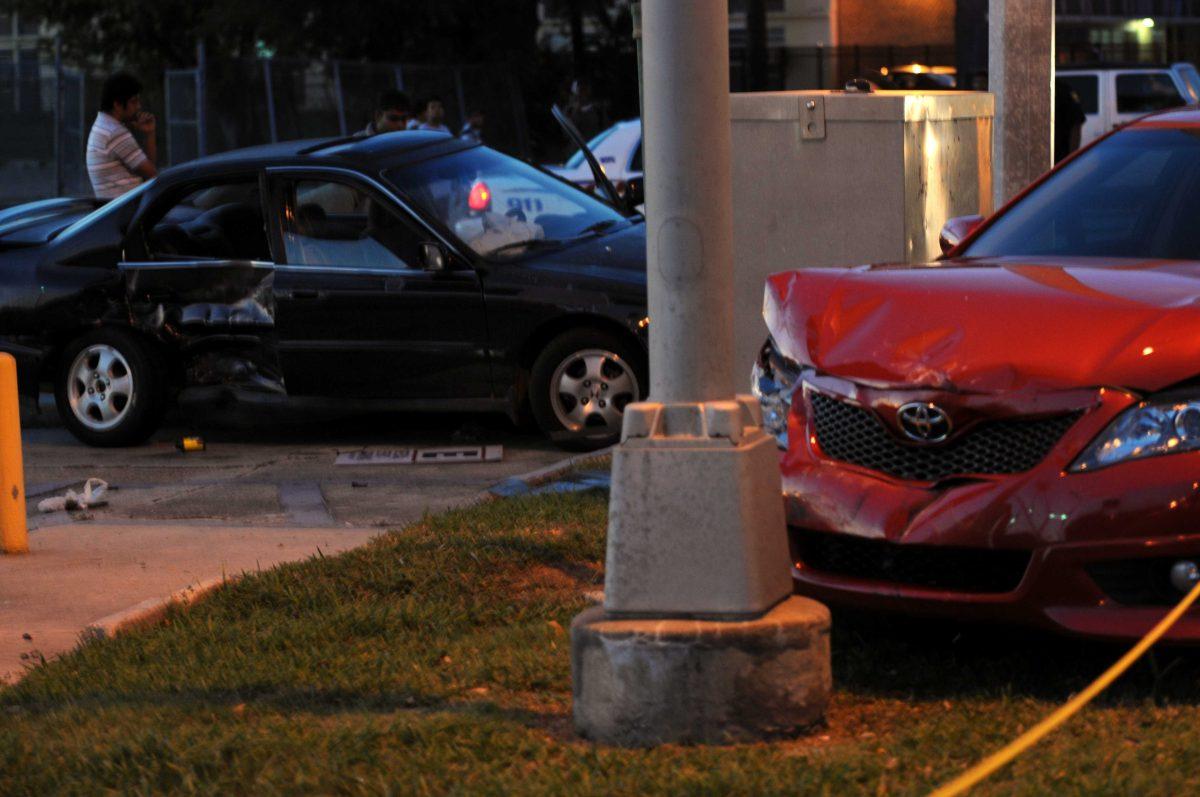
1070,395,1200,472
751,339,802,449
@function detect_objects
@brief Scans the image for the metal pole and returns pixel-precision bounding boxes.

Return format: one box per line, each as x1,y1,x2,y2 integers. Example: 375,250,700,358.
505,70,530,158
262,58,278,143
196,41,207,156
571,0,827,745
164,70,173,166
633,3,644,122
11,14,19,113
989,0,1054,208
453,66,467,131
53,35,63,196
642,0,733,401
332,60,347,137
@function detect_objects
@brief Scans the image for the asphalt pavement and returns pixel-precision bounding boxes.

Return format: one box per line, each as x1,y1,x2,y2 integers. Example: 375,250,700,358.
0,407,573,683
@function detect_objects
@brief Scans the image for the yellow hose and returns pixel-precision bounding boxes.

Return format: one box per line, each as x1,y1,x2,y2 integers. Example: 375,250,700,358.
929,578,1200,797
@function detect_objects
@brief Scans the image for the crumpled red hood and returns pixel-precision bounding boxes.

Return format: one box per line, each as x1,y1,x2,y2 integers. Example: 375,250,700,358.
763,257,1200,393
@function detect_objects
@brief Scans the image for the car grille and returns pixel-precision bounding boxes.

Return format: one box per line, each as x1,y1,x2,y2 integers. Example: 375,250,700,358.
792,528,1031,594
809,392,1082,482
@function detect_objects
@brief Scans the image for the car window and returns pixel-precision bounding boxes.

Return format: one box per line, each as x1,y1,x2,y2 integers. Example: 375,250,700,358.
1059,74,1098,114
387,147,628,259
965,128,1200,260
630,139,642,172
1116,73,1186,114
282,179,423,270
143,179,270,261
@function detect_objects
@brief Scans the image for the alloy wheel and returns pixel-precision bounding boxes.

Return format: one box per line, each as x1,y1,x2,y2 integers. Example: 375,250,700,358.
549,348,639,434
66,344,135,432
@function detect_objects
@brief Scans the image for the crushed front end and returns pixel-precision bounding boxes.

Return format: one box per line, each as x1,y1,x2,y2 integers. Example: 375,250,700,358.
757,263,1200,642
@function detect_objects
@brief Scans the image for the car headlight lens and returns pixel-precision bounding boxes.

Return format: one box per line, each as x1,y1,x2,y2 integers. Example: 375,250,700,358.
751,339,802,449
1071,396,1200,472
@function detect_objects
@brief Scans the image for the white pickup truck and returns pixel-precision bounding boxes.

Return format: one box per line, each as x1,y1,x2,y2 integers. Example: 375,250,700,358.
1058,62,1200,146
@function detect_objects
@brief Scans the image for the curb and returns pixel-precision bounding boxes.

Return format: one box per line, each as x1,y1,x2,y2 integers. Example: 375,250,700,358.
73,450,614,649
80,576,231,642
481,446,613,500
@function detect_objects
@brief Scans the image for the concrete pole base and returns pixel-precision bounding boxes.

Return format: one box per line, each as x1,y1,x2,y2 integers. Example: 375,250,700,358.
571,596,831,746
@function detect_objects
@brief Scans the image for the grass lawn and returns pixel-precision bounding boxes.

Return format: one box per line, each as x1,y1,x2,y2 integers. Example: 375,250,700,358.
4,488,1200,795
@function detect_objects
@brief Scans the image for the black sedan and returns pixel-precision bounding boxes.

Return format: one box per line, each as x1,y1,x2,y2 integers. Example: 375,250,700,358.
0,132,648,447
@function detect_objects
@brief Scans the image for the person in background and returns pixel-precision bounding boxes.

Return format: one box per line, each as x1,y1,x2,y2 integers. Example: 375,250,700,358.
1055,78,1087,163
360,90,411,136
566,77,605,141
459,109,485,143
409,96,450,134
86,72,156,198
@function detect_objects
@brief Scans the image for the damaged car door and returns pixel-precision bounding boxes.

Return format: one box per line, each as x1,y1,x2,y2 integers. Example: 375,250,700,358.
265,168,491,401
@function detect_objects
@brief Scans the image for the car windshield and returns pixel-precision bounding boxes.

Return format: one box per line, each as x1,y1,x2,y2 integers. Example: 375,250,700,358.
54,180,154,241
387,147,628,259
564,127,618,169
964,128,1200,260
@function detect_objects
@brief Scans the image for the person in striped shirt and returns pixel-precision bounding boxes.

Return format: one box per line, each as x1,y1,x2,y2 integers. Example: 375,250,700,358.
86,72,157,199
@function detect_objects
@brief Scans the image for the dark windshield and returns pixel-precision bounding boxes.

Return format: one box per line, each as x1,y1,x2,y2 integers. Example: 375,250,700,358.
966,128,1200,260
386,147,627,258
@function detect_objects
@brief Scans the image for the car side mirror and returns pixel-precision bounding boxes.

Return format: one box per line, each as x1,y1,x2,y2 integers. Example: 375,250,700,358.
420,242,448,272
623,177,645,210
938,214,985,256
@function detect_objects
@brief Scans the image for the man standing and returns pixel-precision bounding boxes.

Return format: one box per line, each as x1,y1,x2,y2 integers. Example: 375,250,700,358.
360,90,411,136
86,72,156,198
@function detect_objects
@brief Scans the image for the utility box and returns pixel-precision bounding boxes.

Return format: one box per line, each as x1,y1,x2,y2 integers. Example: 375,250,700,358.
730,90,994,375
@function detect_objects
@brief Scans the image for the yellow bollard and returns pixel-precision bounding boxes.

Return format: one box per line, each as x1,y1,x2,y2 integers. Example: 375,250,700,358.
0,354,27,554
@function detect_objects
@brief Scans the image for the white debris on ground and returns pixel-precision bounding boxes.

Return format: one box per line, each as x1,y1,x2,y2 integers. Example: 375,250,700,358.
36,478,109,513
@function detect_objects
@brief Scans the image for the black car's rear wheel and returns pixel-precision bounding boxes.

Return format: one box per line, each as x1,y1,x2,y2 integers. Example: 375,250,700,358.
530,329,644,449
55,328,166,447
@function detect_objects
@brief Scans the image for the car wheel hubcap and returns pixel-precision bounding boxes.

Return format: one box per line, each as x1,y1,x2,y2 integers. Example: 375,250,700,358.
550,348,638,434
67,344,134,432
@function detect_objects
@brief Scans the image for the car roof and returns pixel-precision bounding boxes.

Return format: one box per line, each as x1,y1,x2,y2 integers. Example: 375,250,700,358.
1130,107,1200,127
158,131,476,184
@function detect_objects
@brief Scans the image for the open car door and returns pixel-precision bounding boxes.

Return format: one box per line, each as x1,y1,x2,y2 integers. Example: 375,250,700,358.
551,104,627,211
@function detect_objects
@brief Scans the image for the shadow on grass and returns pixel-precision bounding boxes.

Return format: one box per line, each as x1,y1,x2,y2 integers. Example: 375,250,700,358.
830,605,1200,706
4,683,568,729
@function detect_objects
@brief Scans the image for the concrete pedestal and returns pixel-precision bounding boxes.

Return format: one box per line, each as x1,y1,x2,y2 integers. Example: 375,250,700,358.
572,597,831,746
571,397,832,745
603,398,792,617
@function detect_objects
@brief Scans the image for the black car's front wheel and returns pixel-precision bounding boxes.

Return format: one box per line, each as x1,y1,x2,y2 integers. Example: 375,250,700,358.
55,328,166,447
530,329,645,449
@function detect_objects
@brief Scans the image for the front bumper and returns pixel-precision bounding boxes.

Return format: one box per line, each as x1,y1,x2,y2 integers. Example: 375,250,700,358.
780,373,1200,642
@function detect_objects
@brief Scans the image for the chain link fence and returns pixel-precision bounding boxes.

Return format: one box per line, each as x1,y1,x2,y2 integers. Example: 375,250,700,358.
0,47,530,206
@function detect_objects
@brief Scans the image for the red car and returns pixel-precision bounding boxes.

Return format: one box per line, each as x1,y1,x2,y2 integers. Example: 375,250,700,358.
753,107,1200,642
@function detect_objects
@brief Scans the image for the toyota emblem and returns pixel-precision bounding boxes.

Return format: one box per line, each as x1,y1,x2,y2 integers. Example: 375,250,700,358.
897,402,952,443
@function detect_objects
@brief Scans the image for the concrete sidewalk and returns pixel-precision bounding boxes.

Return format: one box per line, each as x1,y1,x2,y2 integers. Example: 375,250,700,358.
0,523,377,683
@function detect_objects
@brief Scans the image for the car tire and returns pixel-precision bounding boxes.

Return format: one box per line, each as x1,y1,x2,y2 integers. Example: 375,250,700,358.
529,329,646,450
54,328,166,447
